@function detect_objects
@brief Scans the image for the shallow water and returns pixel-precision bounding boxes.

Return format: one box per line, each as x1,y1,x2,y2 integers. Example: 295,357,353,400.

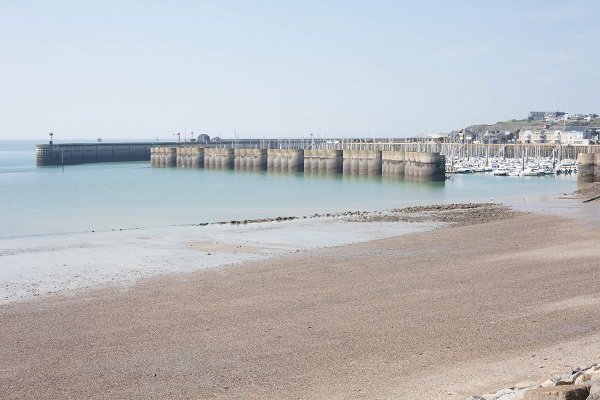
0,140,579,238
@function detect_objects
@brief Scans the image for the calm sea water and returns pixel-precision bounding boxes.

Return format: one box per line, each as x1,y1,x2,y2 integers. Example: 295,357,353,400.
0,140,578,238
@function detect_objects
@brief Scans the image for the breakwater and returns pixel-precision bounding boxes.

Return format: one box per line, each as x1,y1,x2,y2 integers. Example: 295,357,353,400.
37,141,600,166
577,153,600,184
37,140,600,182
151,145,446,181
35,142,177,166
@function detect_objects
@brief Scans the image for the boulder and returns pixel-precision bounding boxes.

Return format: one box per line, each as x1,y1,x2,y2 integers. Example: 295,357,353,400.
576,374,591,385
589,381,600,395
523,385,589,400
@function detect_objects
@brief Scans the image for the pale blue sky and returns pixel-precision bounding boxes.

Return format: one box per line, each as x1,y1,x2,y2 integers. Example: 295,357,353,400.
1,0,598,140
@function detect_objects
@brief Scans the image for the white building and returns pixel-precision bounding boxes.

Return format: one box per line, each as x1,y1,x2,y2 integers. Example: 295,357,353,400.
560,127,592,146
518,129,546,144
518,127,594,145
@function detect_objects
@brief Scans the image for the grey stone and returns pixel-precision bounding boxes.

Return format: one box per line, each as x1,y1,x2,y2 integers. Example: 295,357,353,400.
523,384,589,400
498,390,524,400
590,381,600,395
514,381,540,390
576,374,591,385
556,374,576,386
540,379,557,388
496,388,516,397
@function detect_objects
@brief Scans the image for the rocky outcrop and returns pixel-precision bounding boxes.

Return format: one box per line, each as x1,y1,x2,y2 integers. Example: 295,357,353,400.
467,364,600,400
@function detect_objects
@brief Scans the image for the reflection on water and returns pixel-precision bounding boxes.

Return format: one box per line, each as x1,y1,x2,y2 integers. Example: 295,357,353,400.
0,141,584,238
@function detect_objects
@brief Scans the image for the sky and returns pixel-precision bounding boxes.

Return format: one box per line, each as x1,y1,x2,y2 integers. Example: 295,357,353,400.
1,0,599,141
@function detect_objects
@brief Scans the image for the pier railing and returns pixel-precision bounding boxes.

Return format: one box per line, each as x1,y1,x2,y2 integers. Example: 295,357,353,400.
187,139,600,160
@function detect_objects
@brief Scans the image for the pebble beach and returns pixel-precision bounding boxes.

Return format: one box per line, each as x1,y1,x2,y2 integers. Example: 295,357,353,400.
2,201,600,399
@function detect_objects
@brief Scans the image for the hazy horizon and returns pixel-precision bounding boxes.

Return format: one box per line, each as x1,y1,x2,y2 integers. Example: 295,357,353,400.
1,0,599,140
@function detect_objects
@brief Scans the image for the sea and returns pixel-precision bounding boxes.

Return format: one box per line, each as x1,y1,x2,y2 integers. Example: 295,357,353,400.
0,140,580,239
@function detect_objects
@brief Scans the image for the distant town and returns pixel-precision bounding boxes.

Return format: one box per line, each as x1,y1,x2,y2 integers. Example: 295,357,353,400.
444,110,600,146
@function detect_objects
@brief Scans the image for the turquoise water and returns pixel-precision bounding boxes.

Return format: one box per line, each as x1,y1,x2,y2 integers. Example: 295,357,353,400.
0,140,577,238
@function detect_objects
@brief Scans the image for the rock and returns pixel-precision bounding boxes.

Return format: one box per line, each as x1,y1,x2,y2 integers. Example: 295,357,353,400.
496,388,516,397
586,394,600,400
541,379,557,388
580,365,596,373
497,390,524,400
515,381,540,390
556,375,576,386
572,372,584,382
576,375,592,385
590,381,600,395
523,384,589,400
466,396,487,400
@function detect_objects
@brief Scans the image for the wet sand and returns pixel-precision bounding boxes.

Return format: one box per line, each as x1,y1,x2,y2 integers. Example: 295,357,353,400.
2,208,600,399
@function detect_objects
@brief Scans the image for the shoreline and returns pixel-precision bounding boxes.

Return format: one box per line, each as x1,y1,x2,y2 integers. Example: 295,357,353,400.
1,200,600,399
0,203,520,305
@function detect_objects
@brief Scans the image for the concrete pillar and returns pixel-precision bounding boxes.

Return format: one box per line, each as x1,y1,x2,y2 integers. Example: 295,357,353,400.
289,150,304,172
283,149,303,172
317,150,326,173
190,147,204,168
596,153,600,182
220,148,234,169
234,149,241,170
267,149,279,172
150,147,157,167
252,149,267,171
303,150,314,173
163,147,176,168
578,153,596,184
176,147,184,168
324,150,343,174
367,151,382,176
279,151,287,171
204,148,217,169
382,151,405,178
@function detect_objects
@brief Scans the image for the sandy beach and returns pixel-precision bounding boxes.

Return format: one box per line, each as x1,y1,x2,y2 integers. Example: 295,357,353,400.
2,203,600,399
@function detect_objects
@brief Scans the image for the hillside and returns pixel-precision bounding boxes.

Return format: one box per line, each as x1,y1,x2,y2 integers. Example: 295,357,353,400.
465,119,600,135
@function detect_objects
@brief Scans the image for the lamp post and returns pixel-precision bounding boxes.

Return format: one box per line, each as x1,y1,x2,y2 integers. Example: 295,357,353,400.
49,132,54,145
174,132,181,143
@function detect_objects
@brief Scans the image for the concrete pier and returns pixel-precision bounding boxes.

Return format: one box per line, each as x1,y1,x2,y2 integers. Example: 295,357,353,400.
36,142,167,166
204,148,234,169
304,149,343,174
150,147,177,168
382,151,406,178
577,153,600,184
37,141,600,168
35,140,447,181
343,150,382,176
267,149,304,173
175,146,205,168
151,145,445,181
382,151,445,181
234,149,267,171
